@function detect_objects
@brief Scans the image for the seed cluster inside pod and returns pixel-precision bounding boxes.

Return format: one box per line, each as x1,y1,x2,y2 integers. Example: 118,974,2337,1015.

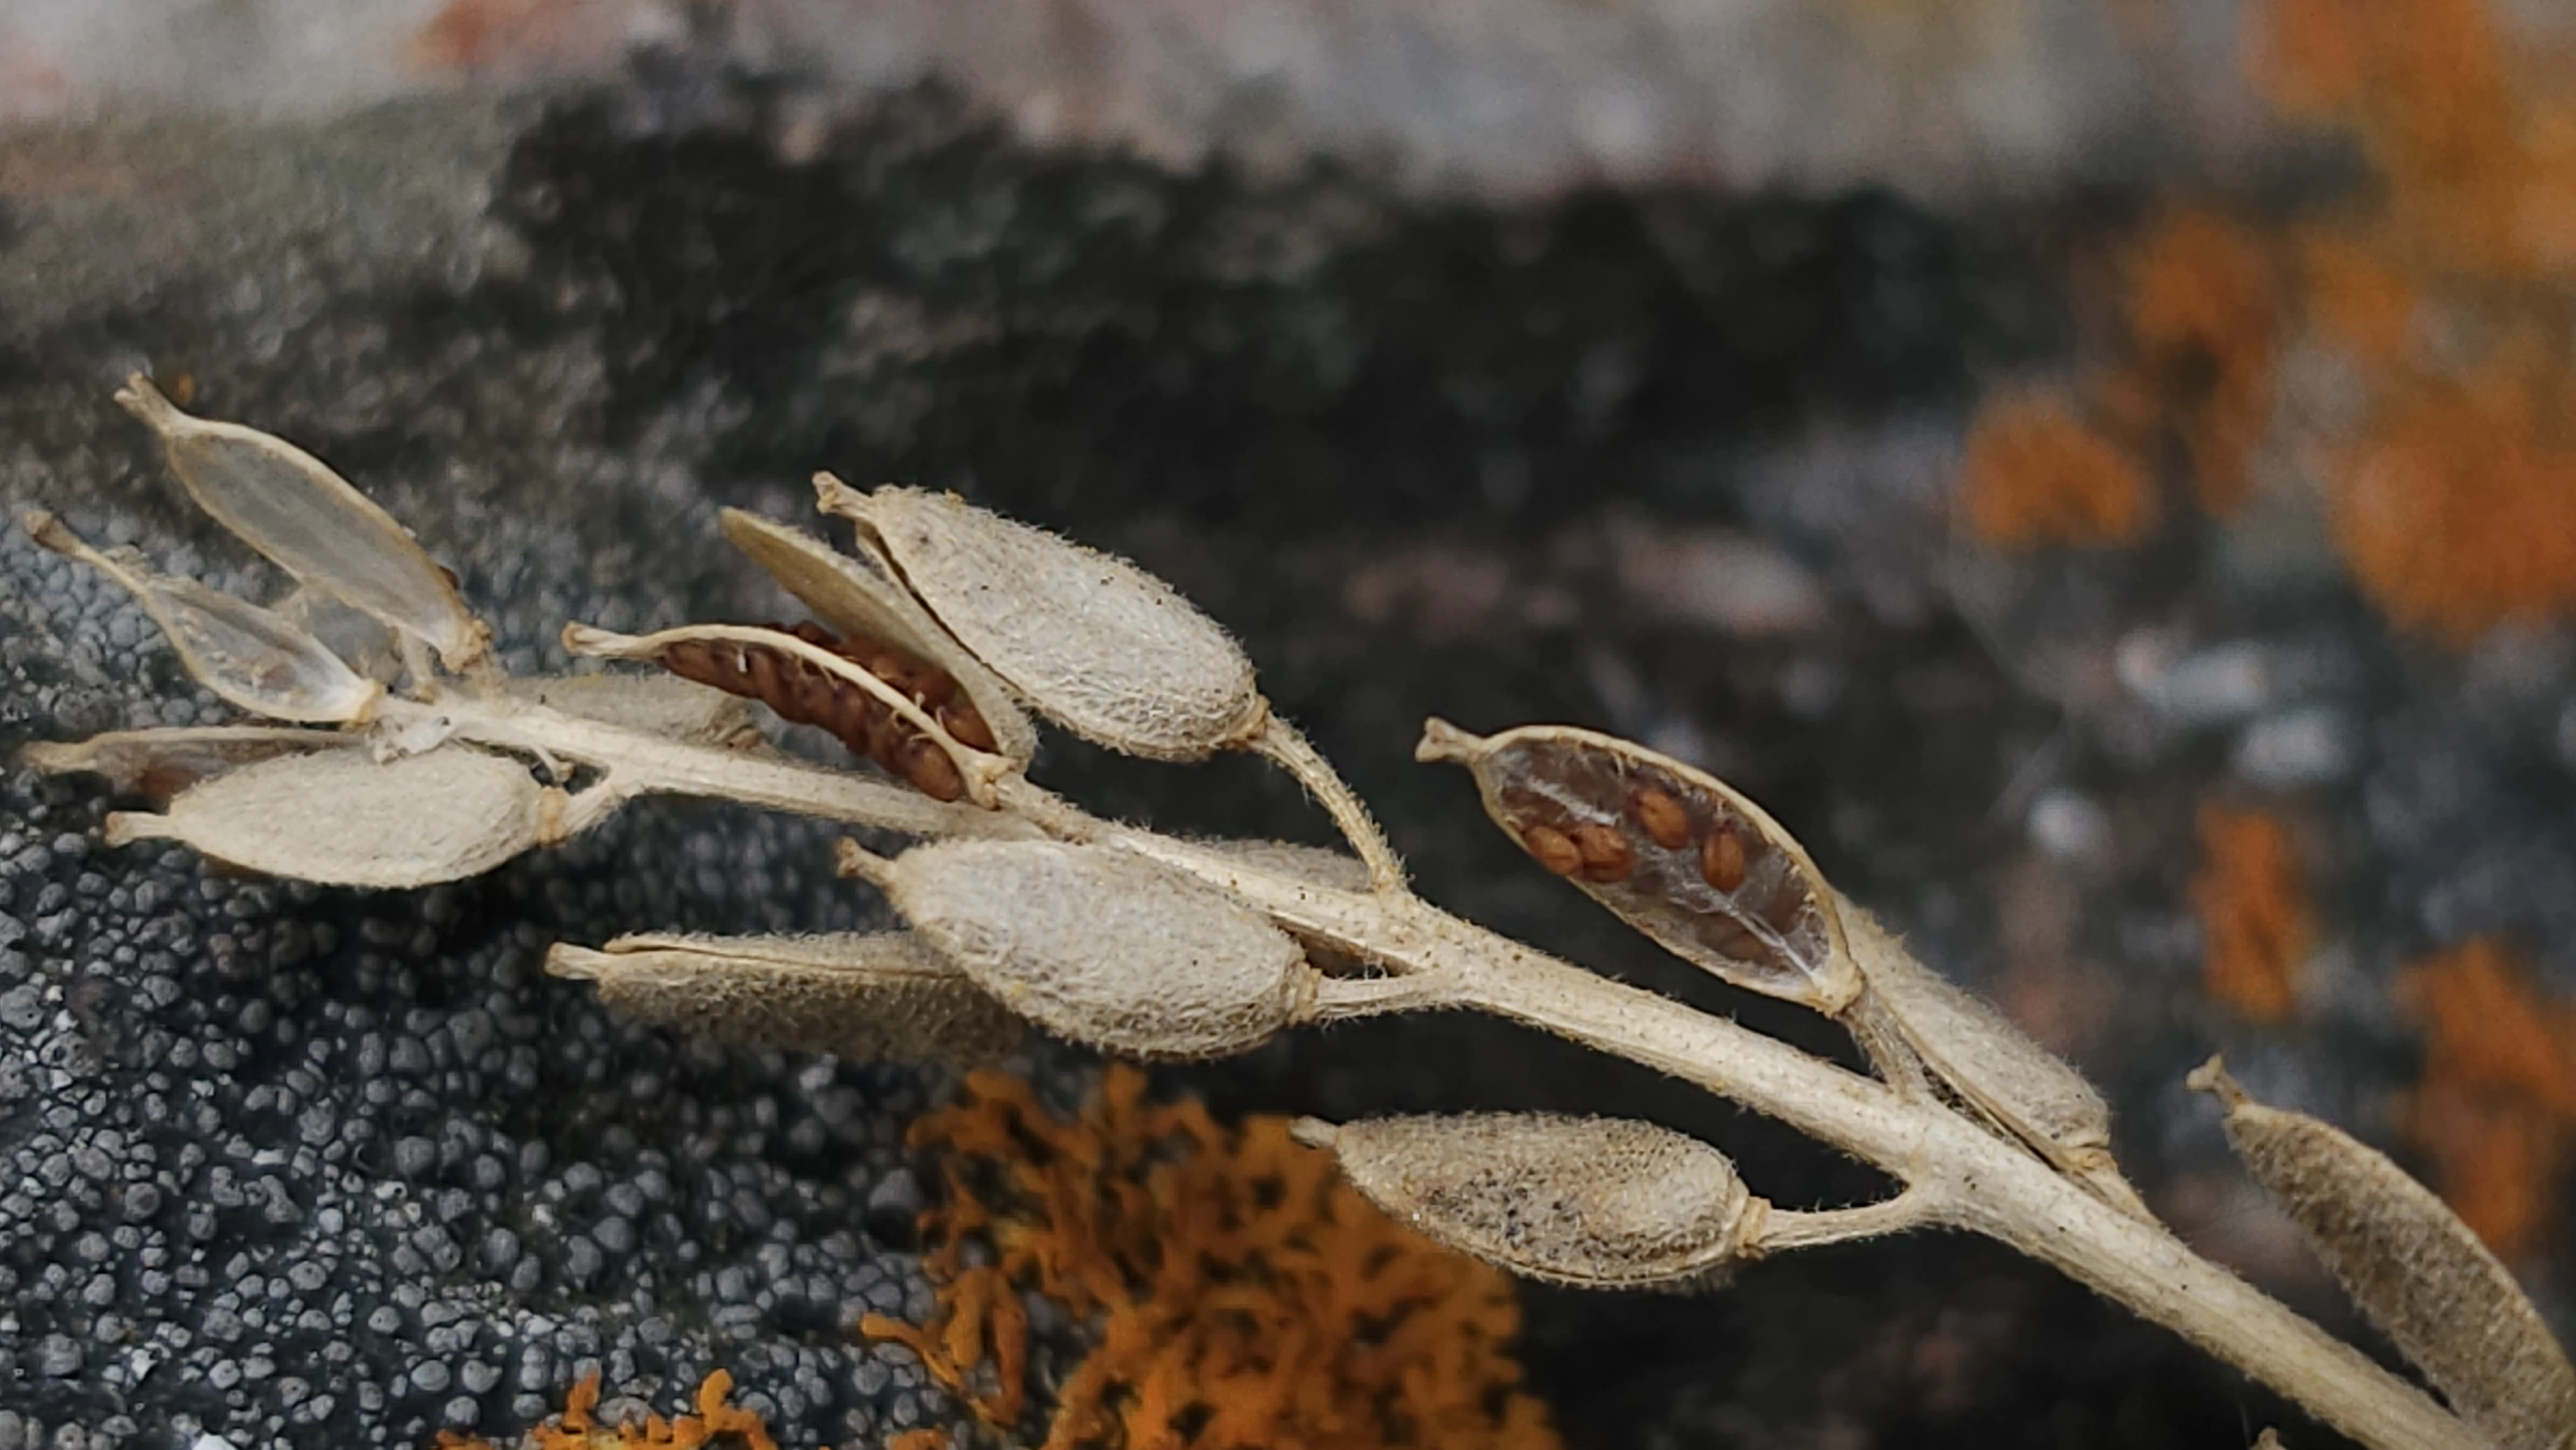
1423,720,1856,1013
656,621,996,800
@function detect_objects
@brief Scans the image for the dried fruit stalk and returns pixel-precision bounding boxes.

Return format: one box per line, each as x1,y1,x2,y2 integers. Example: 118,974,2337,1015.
26,379,2534,1450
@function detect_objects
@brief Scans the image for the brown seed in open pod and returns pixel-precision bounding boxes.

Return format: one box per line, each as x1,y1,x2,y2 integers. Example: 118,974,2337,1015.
837,485,1265,761
2193,1058,2576,1450
547,932,1023,1067
105,746,545,888
719,507,1036,765
112,376,488,670
1294,1113,1758,1289
1416,718,1857,1013
878,839,1312,1060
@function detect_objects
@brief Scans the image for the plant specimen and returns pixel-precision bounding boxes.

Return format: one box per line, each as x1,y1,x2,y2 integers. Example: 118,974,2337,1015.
23,379,2576,1450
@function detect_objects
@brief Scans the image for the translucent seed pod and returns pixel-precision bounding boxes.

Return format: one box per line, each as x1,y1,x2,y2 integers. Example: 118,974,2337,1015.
505,672,759,747
20,724,359,804
834,484,1265,761
2193,1058,2576,1450
547,932,1024,1067
876,839,1312,1060
1416,718,1858,1013
112,375,489,670
25,511,383,724
1839,903,2141,1212
720,507,1036,766
1294,1113,1757,1289
105,746,547,889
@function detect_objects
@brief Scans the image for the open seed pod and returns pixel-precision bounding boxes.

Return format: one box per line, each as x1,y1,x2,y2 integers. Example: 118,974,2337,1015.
113,375,488,670
1417,718,1858,1013
2193,1058,2576,1450
1294,1113,1758,1289
720,507,1036,766
1838,902,2137,1209
875,838,1313,1059
830,484,1265,761
25,511,383,724
20,725,360,804
548,932,1023,1067
105,746,547,888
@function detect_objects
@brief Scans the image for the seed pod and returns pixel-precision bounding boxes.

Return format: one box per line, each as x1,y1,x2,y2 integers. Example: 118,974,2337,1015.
104,746,545,888
25,511,383,724
20,724,358,804
547,932,1023,1067
1188,836,1373,892
838,485,1265,760
1840,903,2133,1204
2193,1058,2576,1450
112,375,488,670
879,839,1312,1060
650,622,985,800
720,507,1036,765
504,672,757,747
1416,719,1857,1013
1295,1113,1757,1289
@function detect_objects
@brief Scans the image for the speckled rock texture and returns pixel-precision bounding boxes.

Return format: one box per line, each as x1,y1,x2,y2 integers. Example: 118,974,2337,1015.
3,52,2571,1450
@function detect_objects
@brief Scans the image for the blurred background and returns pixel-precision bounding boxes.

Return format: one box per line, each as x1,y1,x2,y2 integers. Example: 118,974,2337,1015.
3,2,2573,1447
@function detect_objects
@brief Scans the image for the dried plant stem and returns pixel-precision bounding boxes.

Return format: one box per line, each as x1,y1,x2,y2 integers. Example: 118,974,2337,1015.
370,696,1030,842
1247,714,1408,890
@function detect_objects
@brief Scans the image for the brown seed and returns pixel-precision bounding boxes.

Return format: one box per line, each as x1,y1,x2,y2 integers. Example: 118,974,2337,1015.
1521,824,1584,876
896,736,965,802
1632,787,1691,851
1701,825,1747,892
1571,824,1637,883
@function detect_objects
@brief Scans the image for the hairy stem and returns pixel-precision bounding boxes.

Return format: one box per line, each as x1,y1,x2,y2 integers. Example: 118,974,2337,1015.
1249,713,1408,891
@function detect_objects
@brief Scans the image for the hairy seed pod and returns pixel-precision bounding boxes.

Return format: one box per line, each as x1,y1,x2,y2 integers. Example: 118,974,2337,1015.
20,725,359,804
881,839,1312,1060
2193,1058,2576,1450
841,485,1265,760
719,507,1036,764
1186,837,1373,892
112,375,488,669
1417,718,1858,1013
654,622,990,800
1295,1113,1757,1289
1840,903,2128,1198
26,511,383,724
506,672,757,747
547,932,1023,1067
104,746,545,888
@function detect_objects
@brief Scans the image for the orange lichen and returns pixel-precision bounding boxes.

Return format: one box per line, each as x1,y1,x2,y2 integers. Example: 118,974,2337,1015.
2189,805,2311,1023
862,1066,1560,1450
435,1371,781,1450
1956,387,2156,549
2395,937,2576,1256
2119,209,2282,517
1965,0,2576,642
885,1433,951,1450
2326,343,2576,641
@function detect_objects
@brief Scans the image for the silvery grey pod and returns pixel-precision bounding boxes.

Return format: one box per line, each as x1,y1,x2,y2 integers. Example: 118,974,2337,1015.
837,485,1265,760
105,746,547,888
1295,1113,1757,1289
720,505,1037,766
2193,1059,2576,1450
113,375,489,670
1838,903,2143,1216
547,932,1023,1067
24,511,383,724
505,672,759,748
879,838,1312,1059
